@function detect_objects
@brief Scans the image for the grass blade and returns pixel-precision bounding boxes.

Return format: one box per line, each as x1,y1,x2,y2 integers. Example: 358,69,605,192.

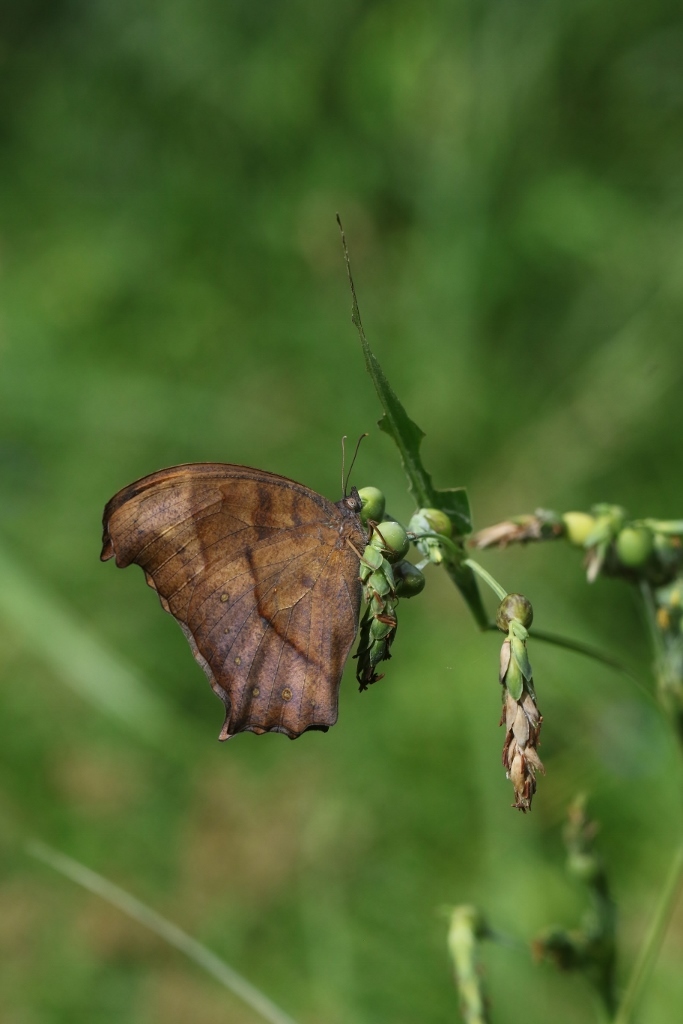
0,541,173,744
27,841,301,1024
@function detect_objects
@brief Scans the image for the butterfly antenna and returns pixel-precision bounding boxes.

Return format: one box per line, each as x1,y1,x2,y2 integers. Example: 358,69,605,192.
343,432,368,496
341,435,348,497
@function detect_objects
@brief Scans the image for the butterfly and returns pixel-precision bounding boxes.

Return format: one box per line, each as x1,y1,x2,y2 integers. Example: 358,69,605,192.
101,463,368,739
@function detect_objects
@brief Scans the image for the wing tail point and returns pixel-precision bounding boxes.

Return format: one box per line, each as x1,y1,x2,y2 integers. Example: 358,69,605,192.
100,533,115,562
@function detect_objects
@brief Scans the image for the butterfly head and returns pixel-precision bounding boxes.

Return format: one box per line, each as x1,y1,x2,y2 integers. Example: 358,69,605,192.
339,485,363,516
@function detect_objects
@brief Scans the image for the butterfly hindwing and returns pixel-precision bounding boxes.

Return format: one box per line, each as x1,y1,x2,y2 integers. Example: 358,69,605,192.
101,464,366,738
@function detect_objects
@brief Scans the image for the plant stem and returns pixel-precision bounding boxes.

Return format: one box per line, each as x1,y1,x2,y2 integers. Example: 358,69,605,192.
526,627,623,671
638,581,666,676
461,558,508,603
523,626,654,702
612,836,683,1024
447,907,491,1024
463,557,649,691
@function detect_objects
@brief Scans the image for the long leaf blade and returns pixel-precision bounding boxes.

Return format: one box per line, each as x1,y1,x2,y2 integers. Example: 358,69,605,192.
338,219,487,627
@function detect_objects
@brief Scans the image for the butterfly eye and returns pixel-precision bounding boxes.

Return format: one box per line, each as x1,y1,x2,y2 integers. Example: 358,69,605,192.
342,487,364,514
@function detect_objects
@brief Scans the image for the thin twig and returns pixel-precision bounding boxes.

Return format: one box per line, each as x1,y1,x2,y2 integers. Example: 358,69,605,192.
638,580,666,671
528,626,653,699
462,558,508,602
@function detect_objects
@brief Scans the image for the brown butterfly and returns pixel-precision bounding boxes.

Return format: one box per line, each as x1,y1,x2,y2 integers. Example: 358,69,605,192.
101,464,367,739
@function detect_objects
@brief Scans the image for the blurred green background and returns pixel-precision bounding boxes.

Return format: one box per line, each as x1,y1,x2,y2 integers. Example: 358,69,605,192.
2,1,683,1021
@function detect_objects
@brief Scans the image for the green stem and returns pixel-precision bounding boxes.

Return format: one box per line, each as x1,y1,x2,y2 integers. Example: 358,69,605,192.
612,836,683,1024
459,553,648,691
525,627,653,701
461,558,508,603
447,907,491,1024
638,581,683,752
407,532,490,629
639,581,666,677
526,627,624,670
445,561,491,631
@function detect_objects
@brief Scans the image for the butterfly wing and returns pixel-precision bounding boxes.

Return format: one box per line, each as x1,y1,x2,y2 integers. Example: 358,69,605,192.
101,464,366,739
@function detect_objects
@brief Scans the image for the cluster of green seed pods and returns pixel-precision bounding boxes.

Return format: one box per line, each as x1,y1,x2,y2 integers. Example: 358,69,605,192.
408,507,453,566
354,487,441,688
562,505,683,584
472,504,683,588
496,594,544,812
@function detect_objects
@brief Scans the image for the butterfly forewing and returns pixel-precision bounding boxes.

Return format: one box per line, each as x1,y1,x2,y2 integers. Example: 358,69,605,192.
101,464,366,738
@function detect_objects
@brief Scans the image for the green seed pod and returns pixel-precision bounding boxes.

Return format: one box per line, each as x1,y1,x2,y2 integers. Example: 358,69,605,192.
368,570,393,598
615,526,654,568
419,508,453,538
562,512,597,547
370,616,394,641
408,509,453,565
393,560,426,598
496,593,534,631
371,520,410,562
358,486,385,525
360,544,384,582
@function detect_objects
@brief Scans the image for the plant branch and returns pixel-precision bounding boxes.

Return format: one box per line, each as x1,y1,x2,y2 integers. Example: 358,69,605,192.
638,581,666,674
526,626,653,701
462,558,508,603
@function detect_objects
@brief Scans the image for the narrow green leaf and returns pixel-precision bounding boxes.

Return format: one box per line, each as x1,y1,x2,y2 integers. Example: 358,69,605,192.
511,636,533,683
376,412,431,509
434,487,472,537
505,657,524,701
338,218,487,628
